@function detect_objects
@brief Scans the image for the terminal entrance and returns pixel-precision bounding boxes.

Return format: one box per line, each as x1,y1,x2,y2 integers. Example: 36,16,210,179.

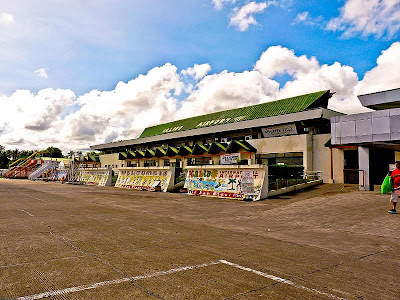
369,147,395,187
343,149,359,184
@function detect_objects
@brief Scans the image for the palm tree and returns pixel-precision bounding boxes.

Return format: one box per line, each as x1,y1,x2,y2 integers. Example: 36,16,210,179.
12,149,20,160
76,151,83,160
67,150,75,158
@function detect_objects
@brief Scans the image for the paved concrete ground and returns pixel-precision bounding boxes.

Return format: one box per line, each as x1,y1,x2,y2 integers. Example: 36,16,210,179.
0,179,399,299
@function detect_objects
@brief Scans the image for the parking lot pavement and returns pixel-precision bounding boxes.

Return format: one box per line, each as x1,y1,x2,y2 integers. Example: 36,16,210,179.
0,179,398,299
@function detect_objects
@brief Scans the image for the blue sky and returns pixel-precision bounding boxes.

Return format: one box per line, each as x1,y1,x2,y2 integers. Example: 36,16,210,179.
0,0,397,95
0,0,399,151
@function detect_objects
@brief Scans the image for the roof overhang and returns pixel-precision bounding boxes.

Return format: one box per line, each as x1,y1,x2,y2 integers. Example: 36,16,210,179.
91,108,342,151
358,87,400,110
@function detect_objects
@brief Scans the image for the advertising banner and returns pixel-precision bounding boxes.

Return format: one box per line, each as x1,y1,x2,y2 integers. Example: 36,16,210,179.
115,167,174,192
184,166,267,201
76,168,112,186
261,123,297,138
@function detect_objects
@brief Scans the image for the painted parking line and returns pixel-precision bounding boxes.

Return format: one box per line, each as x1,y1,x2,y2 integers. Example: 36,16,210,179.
16,259,347,300
16,261,220,300
219,260,347,300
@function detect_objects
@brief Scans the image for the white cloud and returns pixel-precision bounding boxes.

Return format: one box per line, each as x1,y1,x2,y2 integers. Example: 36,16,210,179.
212,0,236,10
1,43,399,151
326,0,400,38
358,42,400,94
254,45,366,113
181,63,211,81
0,88,76,149
295,11,309,23
254,46,319,78
178,70,279,118
62,63,183,148
293,11,324,28
229,2,270,31
0,13,15,25
34,68,48,78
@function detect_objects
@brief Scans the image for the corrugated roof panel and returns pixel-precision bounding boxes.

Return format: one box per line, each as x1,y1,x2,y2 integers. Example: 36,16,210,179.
139,90,329,138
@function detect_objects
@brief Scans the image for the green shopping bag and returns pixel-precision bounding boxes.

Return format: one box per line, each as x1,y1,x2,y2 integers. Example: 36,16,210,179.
381,174,393,194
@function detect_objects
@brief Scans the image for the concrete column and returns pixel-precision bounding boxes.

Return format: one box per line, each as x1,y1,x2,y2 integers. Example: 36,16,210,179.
358,146,371,191
303,134,313,172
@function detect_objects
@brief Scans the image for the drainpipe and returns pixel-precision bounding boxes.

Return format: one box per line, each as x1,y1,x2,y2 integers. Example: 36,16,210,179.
329,147,334,183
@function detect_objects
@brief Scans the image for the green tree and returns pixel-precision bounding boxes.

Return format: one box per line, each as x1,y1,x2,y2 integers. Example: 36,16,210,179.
76,151,83,159
44,147,64,158
0,145,9,169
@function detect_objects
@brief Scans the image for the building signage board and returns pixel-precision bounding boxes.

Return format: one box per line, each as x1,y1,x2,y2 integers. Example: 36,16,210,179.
184,167,266,200
261,123,297,138
220,153,241,165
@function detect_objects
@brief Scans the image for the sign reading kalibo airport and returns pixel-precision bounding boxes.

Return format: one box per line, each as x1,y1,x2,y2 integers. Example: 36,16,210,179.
184,165,268,201
220,153,241,165
261,123,297,138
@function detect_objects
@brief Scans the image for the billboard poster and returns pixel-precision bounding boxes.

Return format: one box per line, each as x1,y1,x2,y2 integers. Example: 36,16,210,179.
76,169,111,186
184,167,266,200
115,168,173,192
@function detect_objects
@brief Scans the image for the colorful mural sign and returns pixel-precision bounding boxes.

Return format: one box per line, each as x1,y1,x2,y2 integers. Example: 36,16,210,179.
184,166,267,200
76,168,112,186
115,168,174,192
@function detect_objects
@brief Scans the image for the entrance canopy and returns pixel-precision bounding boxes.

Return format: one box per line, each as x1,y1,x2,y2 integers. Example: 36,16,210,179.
117,140,257,160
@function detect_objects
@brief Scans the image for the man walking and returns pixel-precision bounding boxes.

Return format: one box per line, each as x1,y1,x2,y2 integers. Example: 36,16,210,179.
389,161,400,214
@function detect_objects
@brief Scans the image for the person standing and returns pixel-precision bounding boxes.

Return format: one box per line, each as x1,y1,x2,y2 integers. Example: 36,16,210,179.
389,161,400,214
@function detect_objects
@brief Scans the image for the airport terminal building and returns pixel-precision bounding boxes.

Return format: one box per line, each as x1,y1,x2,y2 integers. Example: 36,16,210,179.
91,90,345,185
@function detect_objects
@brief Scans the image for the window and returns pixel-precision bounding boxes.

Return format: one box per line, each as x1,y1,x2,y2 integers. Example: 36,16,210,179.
256,152,303,166
188,156,211,165
144,160,156,167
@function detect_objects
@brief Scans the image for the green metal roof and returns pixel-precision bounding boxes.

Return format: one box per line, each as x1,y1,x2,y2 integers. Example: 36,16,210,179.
166,146,179,157
127,151,136,159
178,145,193,156
192,143,209,155
140,90,330,138
135,150,145,158
208,142,228,154
155,147,167,157
145,149,155,158
85,154,100,162
119,152,128,160
226,140,256,153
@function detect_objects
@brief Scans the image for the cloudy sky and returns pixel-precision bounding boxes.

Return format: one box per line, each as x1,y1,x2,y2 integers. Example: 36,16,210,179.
0,0,399,152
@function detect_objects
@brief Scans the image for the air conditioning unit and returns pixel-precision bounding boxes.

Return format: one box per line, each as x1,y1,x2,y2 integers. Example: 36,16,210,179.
245,135,252,141
221,137,228,143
